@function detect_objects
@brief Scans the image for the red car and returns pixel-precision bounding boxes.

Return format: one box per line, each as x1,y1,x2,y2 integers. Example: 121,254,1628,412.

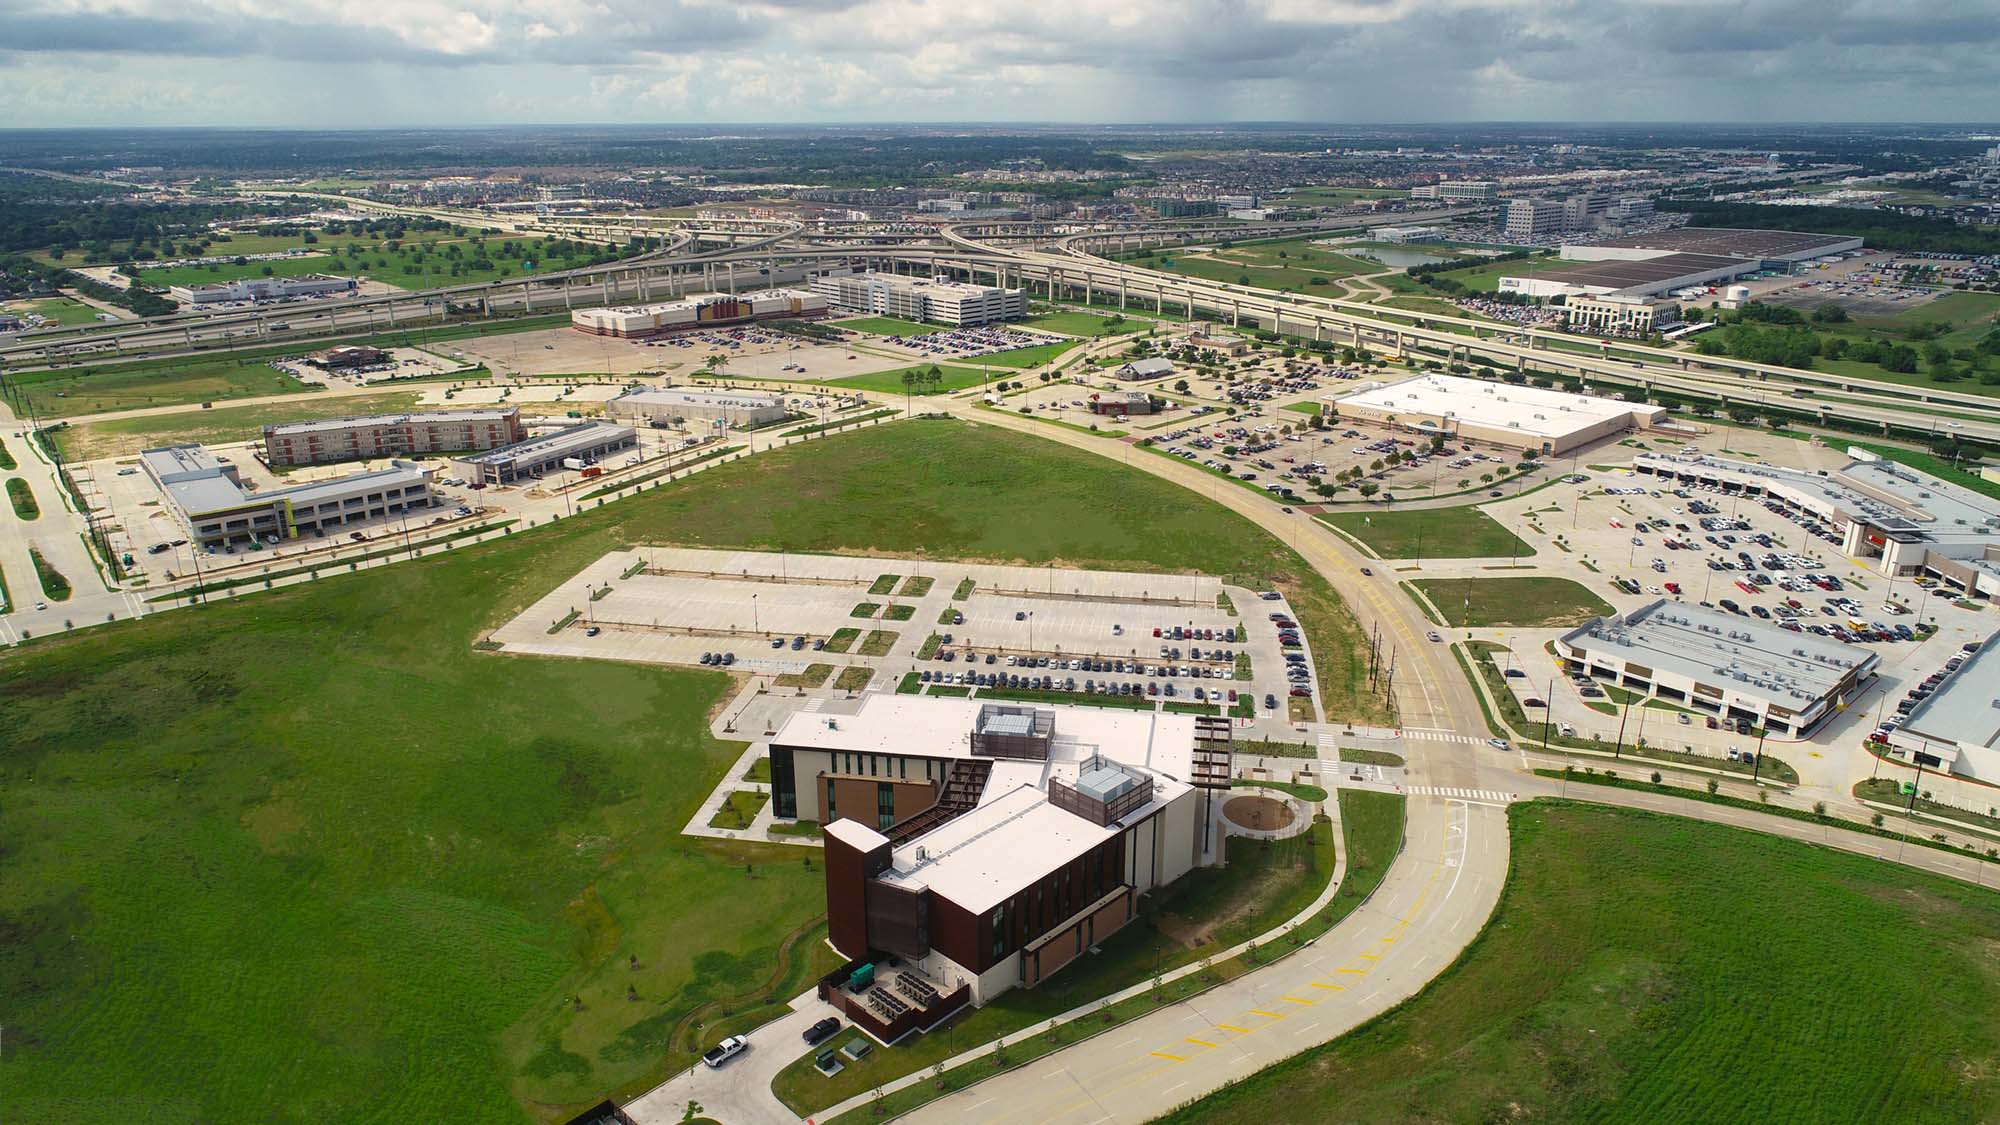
1664,582,1681,595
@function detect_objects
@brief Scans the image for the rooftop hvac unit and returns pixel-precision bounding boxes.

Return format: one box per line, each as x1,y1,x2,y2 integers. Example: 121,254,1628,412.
915,847,929,861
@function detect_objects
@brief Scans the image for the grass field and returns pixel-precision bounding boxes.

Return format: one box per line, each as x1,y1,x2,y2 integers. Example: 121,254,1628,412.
137,235,634,292
1321,504,1535,560
0,417,1385,1122
1018,311,1151,337
55,390,428,460
974,341,1078,369
14,316,559,419
1163,801,2000,1125
1412,576,1613,628
827,364,998,396
6,296,105,327
18,357,316,418
831,315,944,338
1281,187,1408,205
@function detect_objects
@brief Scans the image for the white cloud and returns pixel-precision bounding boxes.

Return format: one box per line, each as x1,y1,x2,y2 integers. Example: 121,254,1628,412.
0,0,1991,124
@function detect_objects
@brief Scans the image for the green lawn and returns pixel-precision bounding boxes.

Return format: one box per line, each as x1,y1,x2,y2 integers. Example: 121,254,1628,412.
0,416,1388,1123
14,317,557,420
55,390,427,460
827,364,998,396
1321,504,1535,560
831,315,946,337
1411,576,1613,628
1163,801,2000,1125
975,342,1078,369
5,296,106,327
1282,187,1408,205
28,545,70,600
138,235,635,293
16,357,316,419
1019,311,1151,337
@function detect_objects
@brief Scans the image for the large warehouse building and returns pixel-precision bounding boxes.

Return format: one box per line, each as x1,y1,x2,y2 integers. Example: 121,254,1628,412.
569,289,826,338
605,387,788,429
262,408,525,467
777,698,1232,1021
811,270,1025,326
1556,600,1879,739
1883,630,2000,782
450,421,636,485
1329,373,1668,455
168,274,357,305
141,443,434,549
1501,227,1863,300
1634,452,2000,598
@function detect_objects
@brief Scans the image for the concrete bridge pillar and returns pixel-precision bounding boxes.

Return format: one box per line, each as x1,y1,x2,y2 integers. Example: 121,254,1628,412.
1232,300,1240,327
564,277,573,309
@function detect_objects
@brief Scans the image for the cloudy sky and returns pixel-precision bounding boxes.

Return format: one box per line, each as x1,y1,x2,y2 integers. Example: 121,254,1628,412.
2,0,1996,127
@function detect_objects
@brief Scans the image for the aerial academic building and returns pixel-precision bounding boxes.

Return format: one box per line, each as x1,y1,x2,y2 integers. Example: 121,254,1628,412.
768,698,1232,1034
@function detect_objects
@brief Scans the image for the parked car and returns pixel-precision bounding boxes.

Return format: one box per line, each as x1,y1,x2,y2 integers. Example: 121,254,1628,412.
803,1018,841,1046
702,1036,749,1068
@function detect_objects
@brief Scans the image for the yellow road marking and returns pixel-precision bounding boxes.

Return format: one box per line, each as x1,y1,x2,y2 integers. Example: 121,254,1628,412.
1336,967,1368,975
1358,953,1382,961
1149,1051,1185,1062
1381,935,1399,943
1185,1036,1216,1048
1310,981,1345,990
1217,1023,1250,1033
1249,1009,1283,1019
1282,995,1315,1005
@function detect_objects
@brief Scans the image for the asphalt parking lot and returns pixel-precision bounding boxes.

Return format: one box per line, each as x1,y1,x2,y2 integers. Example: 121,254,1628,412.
492,548,1311,717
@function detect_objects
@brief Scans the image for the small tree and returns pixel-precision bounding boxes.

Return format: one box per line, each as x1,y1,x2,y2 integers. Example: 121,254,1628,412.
1870,812,1885,828
1707,777,1720,797
1812,800,1827,819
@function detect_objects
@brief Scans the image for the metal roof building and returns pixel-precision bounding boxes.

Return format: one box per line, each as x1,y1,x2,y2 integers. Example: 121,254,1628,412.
1556,599,1879,738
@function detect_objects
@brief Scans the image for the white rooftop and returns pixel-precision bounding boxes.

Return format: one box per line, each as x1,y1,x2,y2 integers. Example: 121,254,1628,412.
778,696,1197,913
1560,598,1877,705
877,784,1121,914
1337,373,1663,440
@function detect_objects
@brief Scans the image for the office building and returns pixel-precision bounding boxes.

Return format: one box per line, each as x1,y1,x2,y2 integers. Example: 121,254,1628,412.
1215,194,1260,210
810,270,1025,327
451,422,637,485
1504,198,1566,241
1563,293,1681,334
1633,452,2000,597
168,274,357,305
570,289,826,338
1883,631,2000,781
782,698,1231,1021
1329,373,1667,456
1413,180,1496,203
263,408,525,467
1556,600,1879,738
606,388,788,428
141,443,434,548
1562,194,1613,229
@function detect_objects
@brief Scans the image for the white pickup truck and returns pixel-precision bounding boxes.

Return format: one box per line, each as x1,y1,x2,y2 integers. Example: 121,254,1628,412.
702,1036,749,1068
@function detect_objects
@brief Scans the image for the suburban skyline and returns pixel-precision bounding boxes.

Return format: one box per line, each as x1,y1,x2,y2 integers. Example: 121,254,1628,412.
4,0,1999,128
